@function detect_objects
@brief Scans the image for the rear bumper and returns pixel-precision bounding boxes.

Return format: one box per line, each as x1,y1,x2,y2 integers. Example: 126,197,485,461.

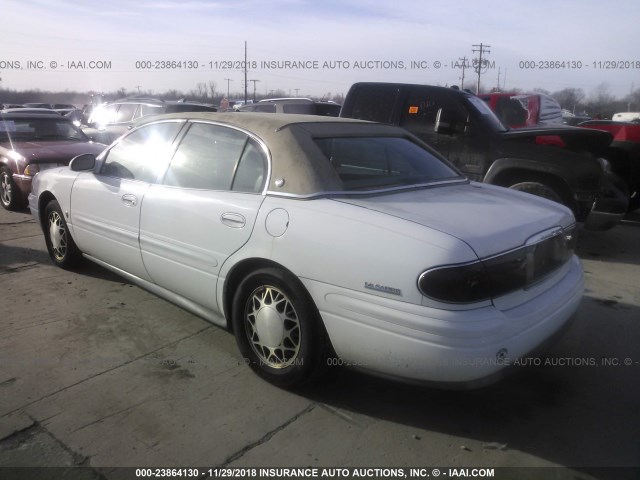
584,172,629,231
303,256,584,387
11,174,32,205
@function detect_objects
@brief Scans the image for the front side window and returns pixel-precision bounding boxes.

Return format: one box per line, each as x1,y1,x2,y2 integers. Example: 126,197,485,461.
466,96,508,132
114,104,138,123
90,104,117,125
101,122,182,182
400,89,468,134
315,136,461,190
494,97,528,126
163,123,248,190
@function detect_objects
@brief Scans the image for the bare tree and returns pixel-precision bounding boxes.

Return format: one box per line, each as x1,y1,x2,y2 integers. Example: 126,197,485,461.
552,88,586,112
208,81,217,102
196,82,207,100
624,88,640,112
588,83,616,117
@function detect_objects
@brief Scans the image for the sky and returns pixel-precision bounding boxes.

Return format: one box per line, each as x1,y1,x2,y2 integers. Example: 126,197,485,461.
2,0,640,101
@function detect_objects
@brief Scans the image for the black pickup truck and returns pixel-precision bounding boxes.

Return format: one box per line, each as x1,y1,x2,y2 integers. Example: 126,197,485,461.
340,82,628,230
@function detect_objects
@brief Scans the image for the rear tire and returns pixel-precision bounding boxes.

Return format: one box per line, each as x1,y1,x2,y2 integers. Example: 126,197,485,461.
232,267,329,388
509,181,563,204
43,200,82,268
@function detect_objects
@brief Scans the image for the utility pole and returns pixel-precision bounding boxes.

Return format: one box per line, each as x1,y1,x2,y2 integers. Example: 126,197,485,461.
496,68,501,92
295,88,300,97
250,79,260,102
135,85,142,95
458,57,467,90
472,43,491,94
244,41,248,103
224,78,233,98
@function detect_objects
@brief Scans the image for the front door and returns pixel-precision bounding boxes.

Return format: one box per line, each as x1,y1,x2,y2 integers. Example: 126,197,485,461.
69,121,184,280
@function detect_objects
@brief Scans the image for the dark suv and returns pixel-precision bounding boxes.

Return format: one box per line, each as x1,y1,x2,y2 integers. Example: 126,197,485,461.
83,97,217,144
238,98,341,116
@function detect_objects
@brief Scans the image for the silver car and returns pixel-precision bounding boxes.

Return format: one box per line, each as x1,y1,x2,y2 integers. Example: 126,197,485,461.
29,113,583,388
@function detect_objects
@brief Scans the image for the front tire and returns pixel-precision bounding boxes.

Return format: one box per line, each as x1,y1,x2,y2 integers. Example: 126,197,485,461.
232,267,329,388
0,167,23,211
43,200,82,268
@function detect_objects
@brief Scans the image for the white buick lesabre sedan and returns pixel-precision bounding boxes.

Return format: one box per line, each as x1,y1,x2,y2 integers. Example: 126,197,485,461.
29,113,584,388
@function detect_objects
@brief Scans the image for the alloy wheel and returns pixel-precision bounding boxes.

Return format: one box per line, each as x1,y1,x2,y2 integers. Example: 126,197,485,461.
244,285,301,368
48,210,68,261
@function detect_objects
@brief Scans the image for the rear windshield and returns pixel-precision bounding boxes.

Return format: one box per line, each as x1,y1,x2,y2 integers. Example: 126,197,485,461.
315,136,461,190
0,117,87,142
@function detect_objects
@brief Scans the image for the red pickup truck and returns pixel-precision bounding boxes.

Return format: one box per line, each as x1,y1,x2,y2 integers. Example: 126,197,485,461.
478,92,563,127
579,120,640,210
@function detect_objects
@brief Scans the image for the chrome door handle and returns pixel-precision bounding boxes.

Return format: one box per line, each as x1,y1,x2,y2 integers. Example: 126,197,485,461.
221,212,246,228
121,194,138,207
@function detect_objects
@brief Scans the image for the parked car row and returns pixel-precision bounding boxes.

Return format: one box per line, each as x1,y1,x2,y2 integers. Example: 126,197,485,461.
236,98,341,116
83,97,217,144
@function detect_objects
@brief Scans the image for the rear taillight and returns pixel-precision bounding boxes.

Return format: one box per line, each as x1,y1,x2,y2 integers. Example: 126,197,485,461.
418,225,577,304
418,261,491,304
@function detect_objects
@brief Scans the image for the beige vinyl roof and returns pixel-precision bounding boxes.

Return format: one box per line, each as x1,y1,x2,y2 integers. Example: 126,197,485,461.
136,112,420,196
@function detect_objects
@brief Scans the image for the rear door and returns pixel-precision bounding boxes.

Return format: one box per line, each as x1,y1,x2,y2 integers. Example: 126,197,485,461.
139,122,267,312
70,121,184,280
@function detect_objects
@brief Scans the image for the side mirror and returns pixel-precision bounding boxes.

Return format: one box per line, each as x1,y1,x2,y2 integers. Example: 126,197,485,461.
69,153,96,172
435,108,459,135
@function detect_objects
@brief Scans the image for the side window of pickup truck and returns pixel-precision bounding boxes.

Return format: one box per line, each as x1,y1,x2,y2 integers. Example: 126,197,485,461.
348,86,400,124
400,89,468,135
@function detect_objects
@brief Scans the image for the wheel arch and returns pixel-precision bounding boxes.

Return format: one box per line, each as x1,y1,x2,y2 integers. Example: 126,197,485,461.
486,161,577,213
37,191,58,230
222,257,317,332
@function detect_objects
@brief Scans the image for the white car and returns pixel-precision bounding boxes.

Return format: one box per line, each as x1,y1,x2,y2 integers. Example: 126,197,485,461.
29,113,584,388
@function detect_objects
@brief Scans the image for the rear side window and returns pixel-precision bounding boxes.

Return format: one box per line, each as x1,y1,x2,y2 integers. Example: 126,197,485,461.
163,123,248,190
315,136,460,190
140,104,163,117
254,104,276,113
101,122,182,182
314,103,341,117
347,86,400,123
282,103,313,114
231,139,266,193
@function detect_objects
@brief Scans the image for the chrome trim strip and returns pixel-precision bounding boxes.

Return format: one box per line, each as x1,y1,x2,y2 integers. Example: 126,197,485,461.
264,178,469,200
